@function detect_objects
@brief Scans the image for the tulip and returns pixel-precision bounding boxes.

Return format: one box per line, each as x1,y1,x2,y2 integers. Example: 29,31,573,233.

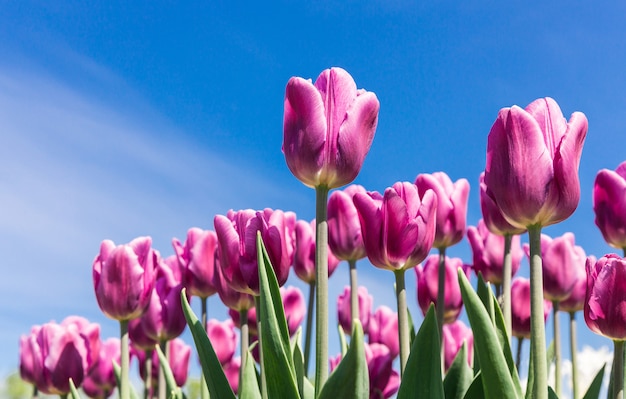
511,277,552,339
137,338,191,389
60,316,101,372
478,172,526,237
206,319,238,366
172,227,219,299
19,325,40,387
213,259,255,312
83,337,120,399
467,219,523,286
416,255,470,324
223,357,241,395
354,181,437,375
129,317,158,351
593,161,626,251
294,219,341,283
442,320,474,372
337,286,373,335
328,184,368,261
368,305,399,359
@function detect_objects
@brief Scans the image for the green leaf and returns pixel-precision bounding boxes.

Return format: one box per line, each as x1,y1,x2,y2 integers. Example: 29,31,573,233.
240,350,262,399
463,372,485,399
444,341,473,399
113,361,140,399
256,232,300,399
582,364,606,399
548,386,558,399
398,305,444,399
476,273,495,324
180,289,236,399
69,378,81,399
491,292,523,398
407,307,417,345
318,319,369,399
458,270,519,399
156,344,184,399
338,324,348,357
290,328,315,399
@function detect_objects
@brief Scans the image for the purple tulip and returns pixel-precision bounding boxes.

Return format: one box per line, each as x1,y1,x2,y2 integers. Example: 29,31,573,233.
467,219,523,285
368,305,399,359
478,172,526,236
416,255,470,324
128,317,158,351
214,209,295,296
484,97,588,229
206,318,237,366
415,172,470,249
561,255,595,313
353,182,438,271
593,161,626,250
213,259,255,312
19,325,40,385
442,320,474,371
223,357,241,394
172,227,219,299
83,337,120,399
60,316,101,373
523,232,586,302
137,338,191,388
511,277,552,339
328,184,368,261
294,219,340,283
93,236,156,321
283,67,380,189
585,254,626,340
337,286,373,334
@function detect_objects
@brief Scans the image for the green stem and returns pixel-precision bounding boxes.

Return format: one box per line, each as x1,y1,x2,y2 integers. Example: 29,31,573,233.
201,297,209,399
32,386,38,399
158,340,166,399
436,247,446,343
614,340,625,399
255,296,268,399
528,225,548,399
516,337,523,374
553,301,561,397
144,349,153,399
239,308,249,387
60,395,68,399
304,281,315,375
120,320,130,399
349,259,359,328
314,186,330,395
570,312,578,399
502,234,513,341
395,269,410,376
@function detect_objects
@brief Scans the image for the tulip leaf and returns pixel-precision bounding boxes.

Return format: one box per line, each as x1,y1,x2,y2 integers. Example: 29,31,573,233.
318,319,369,399
291,329,315,399
156,344,184,399
398,305,444,399
476,273,495,324
408,307,417,345
490,293,523,397
239,350,262,399
256,232,300,399
581,363,605,399
463,372,485,399
458,269,518,399
113,361,140,399
444,341,473,399
548,386,558,399
69,378,81,399
180,289,236,399
338,324,348,357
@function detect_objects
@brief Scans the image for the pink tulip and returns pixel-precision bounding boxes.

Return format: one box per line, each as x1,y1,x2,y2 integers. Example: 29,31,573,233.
83,337,120,399
478,172,526,236
214,209,295,296
137,338,191,388
206,319,237,366
283,67,379,189
213,259,255,312
353,182,438,271
442,320,474,371
593,161,626,250
93,236,156,321
328,184,368,261
561,255,595,313
337,286,373,334
172,227,219,298
60,316,101,372
415,172,470,249
511,277,552,339
294,219,340,283
523,232,586,302
229,306,259,337
416,255,470,324
368,305,399,359
223,357,241,394
128,317,158,351
484,97,588,229
19,325,40,385
467,219,523,285
139,254,188,342
585,254,626,340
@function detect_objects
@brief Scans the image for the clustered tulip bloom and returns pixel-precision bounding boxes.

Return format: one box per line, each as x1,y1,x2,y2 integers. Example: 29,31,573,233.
214,209,295,296
82,337,120,399
172,227,219,299
415,172,470,249
353,182,438,271
467,219,523,285
93,237,157,321
511,277,552,339
593,161,626,250
484,97,588,229
416,255,470,324
585,254,626,340
136,338,191,389
337,286,373,334
327,184,368,261
283,67,380,189
442,320,474,371
294,219,340,283
368,305,399,359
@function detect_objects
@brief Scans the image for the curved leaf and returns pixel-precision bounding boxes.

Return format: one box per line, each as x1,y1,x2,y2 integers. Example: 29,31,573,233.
444,341,473,399
156,344,184,399
240,350,262,399
581,364,606,399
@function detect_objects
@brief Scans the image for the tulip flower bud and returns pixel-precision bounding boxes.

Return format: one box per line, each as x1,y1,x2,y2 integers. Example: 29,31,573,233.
223,357,241,394
585,254,626,340
561,255,595,313
337,286,373,334
511,277,552,339
368,305,399,359
206,319,237,366
593,161,626,250
294,219,340,283
172,227,219,299
283,67,379,189
83,337,120,399
328,184,368,261
442,320,474,371
478,172,526,236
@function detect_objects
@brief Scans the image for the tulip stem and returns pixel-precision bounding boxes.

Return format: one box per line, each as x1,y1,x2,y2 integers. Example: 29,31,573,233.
436,247,446,343
200,297,209,399
144,350,153,399
120,320,130,399
614,340,625,399
516,337,523,373
527,224,548,399
239,309,249,386
502,234,513,341
349,259,359,329
303,281,315,375
570,312,578,399
158,341,166,399
314,185,330,395
553,302,561,397
395,269,410,376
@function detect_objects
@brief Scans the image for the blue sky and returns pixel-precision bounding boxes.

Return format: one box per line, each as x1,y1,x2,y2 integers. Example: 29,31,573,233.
2,1,625,395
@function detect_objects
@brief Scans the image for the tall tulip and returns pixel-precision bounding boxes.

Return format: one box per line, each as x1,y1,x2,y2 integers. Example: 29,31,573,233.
593,161,626,253
484,97,587,399
283,66,379,392
354,181,437,375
